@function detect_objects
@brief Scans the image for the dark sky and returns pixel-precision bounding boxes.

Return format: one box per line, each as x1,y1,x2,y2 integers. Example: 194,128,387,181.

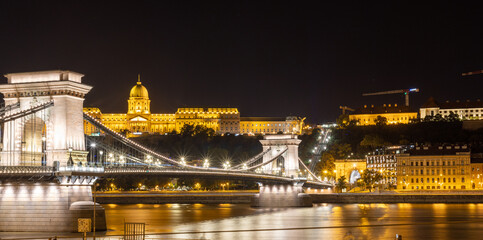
1,1,483,123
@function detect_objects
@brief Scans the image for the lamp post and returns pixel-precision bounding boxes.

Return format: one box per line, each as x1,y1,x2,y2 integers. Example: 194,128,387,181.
41,136,46,166
90,143,96,165
108,153,114,166
203,159,210,168
99,151,103,166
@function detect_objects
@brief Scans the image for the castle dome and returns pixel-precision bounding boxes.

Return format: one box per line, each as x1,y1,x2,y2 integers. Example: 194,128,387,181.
129,75,149,99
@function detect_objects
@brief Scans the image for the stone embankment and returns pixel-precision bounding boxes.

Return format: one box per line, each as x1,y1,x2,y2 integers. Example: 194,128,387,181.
310,193,483,204
95,192,255,204
95,192,483,205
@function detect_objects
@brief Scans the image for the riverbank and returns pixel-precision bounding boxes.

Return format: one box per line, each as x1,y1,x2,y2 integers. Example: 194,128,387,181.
310,193,483,203
96,191,483,204
95,191,255,204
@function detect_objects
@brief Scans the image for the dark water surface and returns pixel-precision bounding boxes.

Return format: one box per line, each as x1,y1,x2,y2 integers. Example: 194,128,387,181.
103,203,483,239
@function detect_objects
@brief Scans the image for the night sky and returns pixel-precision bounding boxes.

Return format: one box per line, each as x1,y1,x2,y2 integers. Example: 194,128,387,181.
1,1,483,123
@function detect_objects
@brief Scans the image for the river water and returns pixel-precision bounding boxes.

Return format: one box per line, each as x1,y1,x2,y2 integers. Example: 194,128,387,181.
103,203,483,239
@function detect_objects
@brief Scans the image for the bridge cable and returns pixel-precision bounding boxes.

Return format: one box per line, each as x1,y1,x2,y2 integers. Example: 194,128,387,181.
298,157,322,182
230,147,271,169
244,147,288,171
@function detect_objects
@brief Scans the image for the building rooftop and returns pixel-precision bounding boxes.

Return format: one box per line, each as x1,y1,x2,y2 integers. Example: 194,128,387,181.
422,97,483,109
352,104,416,115
406,145,470,156
240,117,288,121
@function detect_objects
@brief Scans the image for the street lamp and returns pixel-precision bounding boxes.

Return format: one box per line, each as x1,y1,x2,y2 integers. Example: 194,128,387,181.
203,159,210,168
68,147,73,167
223,161,230,170
119,155,125,166
99,150,103,166
108,153,114,166
242,163,248,170
90,143,96,164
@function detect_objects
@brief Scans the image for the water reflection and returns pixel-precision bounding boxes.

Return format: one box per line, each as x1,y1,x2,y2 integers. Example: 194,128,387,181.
103,203,483,239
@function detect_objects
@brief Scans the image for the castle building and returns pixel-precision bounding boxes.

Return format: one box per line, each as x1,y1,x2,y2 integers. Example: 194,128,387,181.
84,76,304,137
420,97,483,120
349,104,418,126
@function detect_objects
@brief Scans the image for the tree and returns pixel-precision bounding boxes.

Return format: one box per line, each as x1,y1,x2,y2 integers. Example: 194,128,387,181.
331,143,352,159
360,169,383,192
317,152,335,176
433,114,444,122
423,115,434,122
180,124,195,137
445,111,460,122
336,114,350,129
193,125,215,137
360,134,387,149
375,116,387,126
336,176,347,192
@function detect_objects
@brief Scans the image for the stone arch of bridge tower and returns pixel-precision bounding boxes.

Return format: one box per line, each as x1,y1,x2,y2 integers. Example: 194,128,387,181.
0,70,92,167
21,115,47,166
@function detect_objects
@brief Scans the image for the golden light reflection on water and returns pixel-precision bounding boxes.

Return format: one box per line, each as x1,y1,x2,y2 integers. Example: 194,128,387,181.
101,203,483,239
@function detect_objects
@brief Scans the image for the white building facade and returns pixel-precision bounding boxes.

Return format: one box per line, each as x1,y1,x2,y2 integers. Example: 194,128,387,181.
420,97,483,120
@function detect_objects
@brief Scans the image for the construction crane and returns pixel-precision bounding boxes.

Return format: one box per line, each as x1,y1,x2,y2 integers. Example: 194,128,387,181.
362,88,419,107
339,106,355,115
462,70,483,76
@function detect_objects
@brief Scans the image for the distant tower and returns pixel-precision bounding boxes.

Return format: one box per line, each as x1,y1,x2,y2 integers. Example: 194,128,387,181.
127,75,151,134
127,74,151,114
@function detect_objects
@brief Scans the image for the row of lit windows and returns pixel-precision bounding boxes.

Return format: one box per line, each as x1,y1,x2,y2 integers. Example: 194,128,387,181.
241,129,285,133
242,123,293,127
405,185,465,190
440,109,483,113
405,177,466,184
221,122,239,125
403,168,466,175
402,160,468,166
359,116,411,122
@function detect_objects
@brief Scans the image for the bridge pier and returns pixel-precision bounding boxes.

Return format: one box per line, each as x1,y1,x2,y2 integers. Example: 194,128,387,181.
251,182,313,207
0,181,106,232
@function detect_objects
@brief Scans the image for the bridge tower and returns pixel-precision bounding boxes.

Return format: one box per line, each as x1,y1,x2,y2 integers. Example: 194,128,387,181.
259,134,302,177
0,70,92,167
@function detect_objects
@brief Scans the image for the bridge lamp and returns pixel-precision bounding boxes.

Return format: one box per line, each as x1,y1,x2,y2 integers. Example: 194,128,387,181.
223,161,231,169
203,159,210,168
242,163,248,170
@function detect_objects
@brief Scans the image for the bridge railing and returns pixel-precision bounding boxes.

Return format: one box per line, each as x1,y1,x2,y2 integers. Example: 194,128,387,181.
0,166,53,174
58,165,105,173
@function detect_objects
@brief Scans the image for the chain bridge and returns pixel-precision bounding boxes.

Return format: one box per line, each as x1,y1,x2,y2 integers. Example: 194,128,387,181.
0,70,331,232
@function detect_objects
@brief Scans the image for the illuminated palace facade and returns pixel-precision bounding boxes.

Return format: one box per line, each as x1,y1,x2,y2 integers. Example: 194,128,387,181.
349,104,418,126
84,78,304,137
